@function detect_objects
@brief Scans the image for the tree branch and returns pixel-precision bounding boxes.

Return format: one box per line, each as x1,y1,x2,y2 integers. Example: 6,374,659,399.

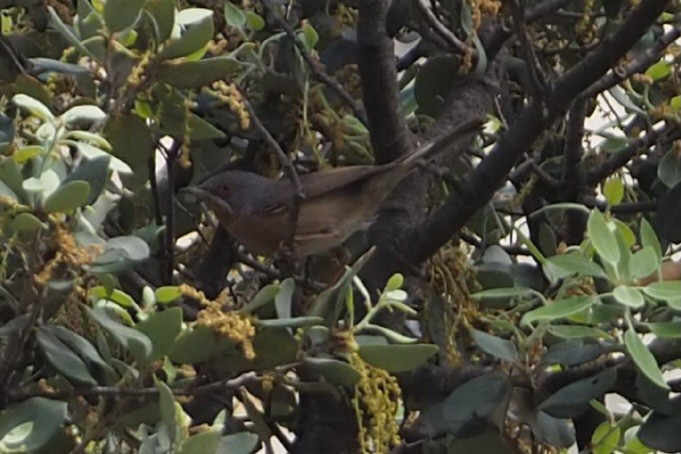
357,0,413,163
585,123,679,185
580,21,681,100
259,0,368,125
405,0,670,264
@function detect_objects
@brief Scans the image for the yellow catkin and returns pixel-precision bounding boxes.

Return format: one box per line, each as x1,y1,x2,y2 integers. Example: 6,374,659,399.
181,284,257,360
426,243,480,365
349,352,401,453
35,217,102,286
210,82,251,130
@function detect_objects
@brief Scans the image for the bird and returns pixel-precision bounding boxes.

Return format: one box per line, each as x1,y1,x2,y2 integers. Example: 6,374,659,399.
183,118,483,258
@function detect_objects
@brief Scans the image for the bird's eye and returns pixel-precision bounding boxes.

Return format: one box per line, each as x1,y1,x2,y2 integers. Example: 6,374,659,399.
220,184,230,194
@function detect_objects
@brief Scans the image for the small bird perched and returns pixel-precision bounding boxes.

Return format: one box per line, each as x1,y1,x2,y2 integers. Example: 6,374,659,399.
183,118,483,258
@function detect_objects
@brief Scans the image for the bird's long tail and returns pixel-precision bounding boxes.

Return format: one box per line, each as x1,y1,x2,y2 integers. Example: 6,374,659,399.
401,117,485,165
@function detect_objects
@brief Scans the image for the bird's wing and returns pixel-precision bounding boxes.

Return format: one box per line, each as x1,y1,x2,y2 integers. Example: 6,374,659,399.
296,164,396,198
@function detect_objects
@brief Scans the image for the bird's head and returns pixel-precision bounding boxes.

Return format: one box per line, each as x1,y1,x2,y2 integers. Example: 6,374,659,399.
181,170,274,217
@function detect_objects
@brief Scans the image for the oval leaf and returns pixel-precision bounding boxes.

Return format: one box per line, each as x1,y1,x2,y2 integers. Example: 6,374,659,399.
358,344,438,373
522,295,598,325
624,328,669,390
588,210,620,265
43,180,91,213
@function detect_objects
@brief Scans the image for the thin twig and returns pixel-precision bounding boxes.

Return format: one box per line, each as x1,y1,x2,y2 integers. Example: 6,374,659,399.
161,140,182,284
580,21,681,100
242,98,304,255
414,0,471,55
259,0,368,125
510,0,546,98
7,372,260,402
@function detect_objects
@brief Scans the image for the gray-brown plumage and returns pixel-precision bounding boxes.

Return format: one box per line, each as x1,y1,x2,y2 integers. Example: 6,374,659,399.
184,118,483,257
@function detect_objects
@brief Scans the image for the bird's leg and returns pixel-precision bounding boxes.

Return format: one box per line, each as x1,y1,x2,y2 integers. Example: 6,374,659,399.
274,240,298,277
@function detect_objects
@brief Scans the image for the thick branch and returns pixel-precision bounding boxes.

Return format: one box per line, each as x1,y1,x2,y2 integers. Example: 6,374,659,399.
562,100,588,244
406,0,670,264
580,21,681,100
550,0,671,108
585,124,679,185
358,0,413,163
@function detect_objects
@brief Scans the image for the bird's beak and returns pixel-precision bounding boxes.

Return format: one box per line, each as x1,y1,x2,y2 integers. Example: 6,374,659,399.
180,187,233,215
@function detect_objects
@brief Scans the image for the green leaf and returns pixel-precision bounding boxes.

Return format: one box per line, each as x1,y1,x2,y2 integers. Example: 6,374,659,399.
47,6,98,61
35,327,98,385
9,213,46,235
588,210,620,265
42,324,112,374
274,278,294,320
471,286,537,299
75,141,133,175
158,8,214,60
137,307,183,361
522,295,598,325
224,2,246,30
299,23,319,50
42,180,91,213
546,254,607,278
156,57,241,88
245,12,265,31
169,326,236,364
624,328,669,390
219,432,259,454
157,380,178,444
13,146,43,164
642,280,681,301
308,248,374,326
239,284,280,314
645,61,672,81
90,286,136,308
155,286,182,304
104,0,145,33
658,149,681,188
470,329,518,362
61,105,106,126
646,321,681,339
0,398,67,453
421,373,511,437
547,325,613,339
12,94,54,123
303,357,361,386
146,0,175,43
630,246,659,280
599,136,628,153
539,368,616,418
87,306,152,361
256,316,324,328
23,169,60,198
358,344,438,372
613,286,645,308
90,235,151,273
592,421,621,454
63,156,110,205
603,177,624,205
640,218,662,259
0,159,26,201
385,273,404,292
180,431,221,454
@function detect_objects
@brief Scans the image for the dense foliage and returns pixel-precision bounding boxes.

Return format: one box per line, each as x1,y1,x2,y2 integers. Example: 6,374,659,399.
1,0,681,453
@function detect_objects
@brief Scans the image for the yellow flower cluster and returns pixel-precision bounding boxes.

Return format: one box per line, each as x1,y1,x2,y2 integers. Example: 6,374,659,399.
180,284,256,360
127,51,152,90
211,82,251,130
469,0,502,30
576,0,596,43
35,216,102,286
350,352,402,453
427,243,479,365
